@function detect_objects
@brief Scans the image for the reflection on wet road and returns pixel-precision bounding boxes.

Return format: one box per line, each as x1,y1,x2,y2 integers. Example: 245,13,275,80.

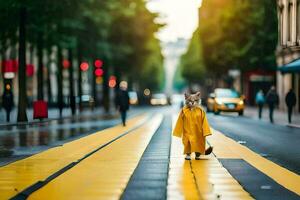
0,109,147,165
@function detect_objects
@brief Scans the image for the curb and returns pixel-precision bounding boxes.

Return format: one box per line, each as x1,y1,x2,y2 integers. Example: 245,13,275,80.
286,124,300,129
0,111,117,127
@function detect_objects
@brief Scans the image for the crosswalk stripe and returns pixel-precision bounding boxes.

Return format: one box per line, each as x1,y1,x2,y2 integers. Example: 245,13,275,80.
208,129,300,196
28,115,163,200
0,114,148,200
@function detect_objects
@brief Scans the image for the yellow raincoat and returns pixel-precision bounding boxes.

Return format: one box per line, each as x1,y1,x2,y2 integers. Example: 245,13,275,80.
173,106,211,154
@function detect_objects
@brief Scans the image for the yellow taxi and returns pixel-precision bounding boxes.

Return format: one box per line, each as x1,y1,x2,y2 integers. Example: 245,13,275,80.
207,88,245,115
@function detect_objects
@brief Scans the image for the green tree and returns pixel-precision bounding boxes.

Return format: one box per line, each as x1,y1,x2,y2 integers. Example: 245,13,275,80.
199,0,278,74
0,0,164,119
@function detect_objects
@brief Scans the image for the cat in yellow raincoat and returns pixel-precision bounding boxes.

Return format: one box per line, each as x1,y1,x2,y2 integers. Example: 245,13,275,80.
173,92,213,160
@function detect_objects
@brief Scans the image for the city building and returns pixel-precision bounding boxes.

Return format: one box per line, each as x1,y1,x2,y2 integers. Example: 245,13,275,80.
162,38,188,96
276,0,300,113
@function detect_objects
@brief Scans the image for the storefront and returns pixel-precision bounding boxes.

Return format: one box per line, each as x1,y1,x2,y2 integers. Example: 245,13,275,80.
278,59,300,112
276,0,300,113
243,70,275,105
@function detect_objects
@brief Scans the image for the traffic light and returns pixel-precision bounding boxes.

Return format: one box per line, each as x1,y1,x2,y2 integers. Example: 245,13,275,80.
62,59,70,69
80,62,89,71
3,79,12,92
5,83,11,91
109,76,117,88
95,68,104,77
94,59,103,68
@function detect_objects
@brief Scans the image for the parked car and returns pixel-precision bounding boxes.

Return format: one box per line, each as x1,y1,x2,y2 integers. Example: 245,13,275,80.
207,88,245,115
129,91,138,105
150,93,168,106
77,95,94,107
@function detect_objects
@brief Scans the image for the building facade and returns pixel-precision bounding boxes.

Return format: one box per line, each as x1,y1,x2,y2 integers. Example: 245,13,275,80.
276,0,300,113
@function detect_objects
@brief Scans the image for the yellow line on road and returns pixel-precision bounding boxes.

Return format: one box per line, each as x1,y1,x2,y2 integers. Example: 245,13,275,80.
208,129,300,196
0,114,148,200
168,115,252,200
28,115,163,200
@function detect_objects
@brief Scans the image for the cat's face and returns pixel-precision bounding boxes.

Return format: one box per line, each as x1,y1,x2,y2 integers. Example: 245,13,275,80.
185,92,201,108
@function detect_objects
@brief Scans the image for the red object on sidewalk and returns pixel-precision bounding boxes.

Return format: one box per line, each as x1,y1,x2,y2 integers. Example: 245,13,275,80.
33,100,48,119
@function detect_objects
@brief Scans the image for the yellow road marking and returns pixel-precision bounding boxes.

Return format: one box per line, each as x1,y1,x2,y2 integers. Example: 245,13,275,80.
0,114,147,200
208,129,300,196
168,136,200,200
28,115,163,200
168,115,252,200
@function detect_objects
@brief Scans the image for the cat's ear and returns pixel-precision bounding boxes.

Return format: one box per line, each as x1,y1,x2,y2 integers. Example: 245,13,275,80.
196,92,201,98
184,93,189,99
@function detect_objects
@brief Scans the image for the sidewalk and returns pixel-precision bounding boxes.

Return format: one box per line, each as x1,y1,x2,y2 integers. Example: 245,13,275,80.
0,114,161,200
244,106,300,128
0,107,114,126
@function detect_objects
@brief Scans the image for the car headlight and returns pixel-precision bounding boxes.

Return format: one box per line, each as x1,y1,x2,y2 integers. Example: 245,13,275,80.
216,99,223,105
238,100,244,105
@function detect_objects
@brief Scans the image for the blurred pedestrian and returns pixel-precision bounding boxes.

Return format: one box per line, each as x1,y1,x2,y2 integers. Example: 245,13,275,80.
255,90,265,119
266,86,279,123
2,84,14,122
115,81,130,126
285,89,296,123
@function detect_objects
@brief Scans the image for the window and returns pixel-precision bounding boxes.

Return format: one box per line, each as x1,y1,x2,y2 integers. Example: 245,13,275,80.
279,5,284,45
288,1,293,42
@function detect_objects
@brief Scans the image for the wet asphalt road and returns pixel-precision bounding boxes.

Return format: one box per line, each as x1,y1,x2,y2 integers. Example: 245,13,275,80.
1,105,299,176
207,113,300,175
0,107,148,166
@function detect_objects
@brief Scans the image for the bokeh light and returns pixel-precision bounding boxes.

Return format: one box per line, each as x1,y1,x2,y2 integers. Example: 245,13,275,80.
96,77,103,84
80,62,89,71
62,59,70,69
94,59,103,68
26,64,34,77
144,88,151,96
95,68,104,76
109,80,116,88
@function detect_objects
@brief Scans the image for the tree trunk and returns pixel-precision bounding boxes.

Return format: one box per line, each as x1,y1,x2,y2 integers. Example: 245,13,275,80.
46,49,52,104
17,6,28,122
92,57,97,109
37,34,44,100
68,48,76,115
77,45,83,111
57,46,63,116
102,58,110,113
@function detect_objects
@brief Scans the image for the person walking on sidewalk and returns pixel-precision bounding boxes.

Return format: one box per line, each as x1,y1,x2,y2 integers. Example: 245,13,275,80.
2,83,14,122
285,89,296,124
266,86,279,123
255,90,265,119
115,81,130,126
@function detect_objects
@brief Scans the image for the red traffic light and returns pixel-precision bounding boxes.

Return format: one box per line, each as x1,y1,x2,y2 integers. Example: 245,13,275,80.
62,59,70,69
95,68,104,77
94,59,103,68
109,79,116,88
80,62,89,71
109,75,117,88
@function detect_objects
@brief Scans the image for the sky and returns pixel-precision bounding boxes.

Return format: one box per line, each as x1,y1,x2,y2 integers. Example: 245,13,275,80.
146,0,202,42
